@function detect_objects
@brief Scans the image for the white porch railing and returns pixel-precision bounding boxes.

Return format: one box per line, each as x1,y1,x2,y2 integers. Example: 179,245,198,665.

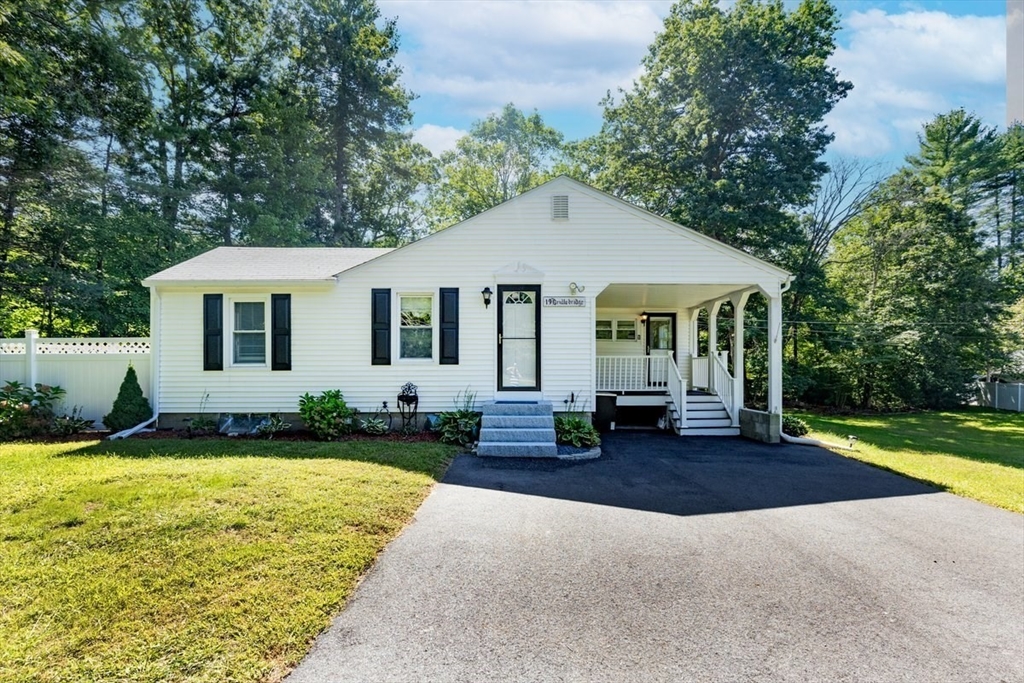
691,356,709,389
596,355,669,392
711,352,734,421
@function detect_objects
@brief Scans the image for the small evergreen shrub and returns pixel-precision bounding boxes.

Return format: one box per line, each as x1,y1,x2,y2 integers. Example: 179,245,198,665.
298,390,355,440
554,414,601,448
782,414,809,437
0,382,66,440
103,365,153,432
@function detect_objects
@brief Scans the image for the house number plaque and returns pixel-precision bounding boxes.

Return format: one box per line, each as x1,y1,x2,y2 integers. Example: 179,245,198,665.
542,296,587,307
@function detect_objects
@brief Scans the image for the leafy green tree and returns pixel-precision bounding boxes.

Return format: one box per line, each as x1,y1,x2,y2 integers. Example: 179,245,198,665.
427,103,563,229
906,108,1000,208
588,0,851,260
829,171,1000,409
293,0,413,246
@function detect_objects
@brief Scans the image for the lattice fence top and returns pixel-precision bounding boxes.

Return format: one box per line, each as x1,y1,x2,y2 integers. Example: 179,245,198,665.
0,341,26,355
0,338,150,354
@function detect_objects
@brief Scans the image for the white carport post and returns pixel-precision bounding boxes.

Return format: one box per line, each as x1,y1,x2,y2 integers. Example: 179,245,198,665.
707,300,722,393
730,291,751,427
767,294,783,418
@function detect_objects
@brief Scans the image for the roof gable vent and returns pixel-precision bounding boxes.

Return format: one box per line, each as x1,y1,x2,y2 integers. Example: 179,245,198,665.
551,195,569,221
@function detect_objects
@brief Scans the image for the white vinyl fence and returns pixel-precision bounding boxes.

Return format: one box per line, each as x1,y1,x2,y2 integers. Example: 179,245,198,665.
0,330,151,427
977,381,1024,412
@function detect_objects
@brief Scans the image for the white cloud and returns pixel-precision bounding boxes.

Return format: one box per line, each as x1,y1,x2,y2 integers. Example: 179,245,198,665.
381,0,670,114
412,124,467,156
827,9,1005,157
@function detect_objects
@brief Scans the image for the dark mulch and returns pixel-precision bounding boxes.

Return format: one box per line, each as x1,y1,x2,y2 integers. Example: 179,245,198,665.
134,428,441,443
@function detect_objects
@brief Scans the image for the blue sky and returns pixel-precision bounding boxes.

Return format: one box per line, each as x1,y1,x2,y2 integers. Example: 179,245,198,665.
378,0,1008,170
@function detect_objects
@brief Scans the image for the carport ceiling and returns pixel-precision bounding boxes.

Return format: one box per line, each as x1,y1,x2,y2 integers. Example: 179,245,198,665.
595,284,752,310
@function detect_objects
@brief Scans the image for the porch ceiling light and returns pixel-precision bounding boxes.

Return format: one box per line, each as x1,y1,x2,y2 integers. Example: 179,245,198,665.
481,287,493,308
640,312,649,322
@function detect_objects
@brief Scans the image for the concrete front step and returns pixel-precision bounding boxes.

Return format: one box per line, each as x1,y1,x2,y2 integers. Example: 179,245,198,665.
481,401,554,416
479,428,556,443
481,415,554,429
476,442,559,457
679,427,741,436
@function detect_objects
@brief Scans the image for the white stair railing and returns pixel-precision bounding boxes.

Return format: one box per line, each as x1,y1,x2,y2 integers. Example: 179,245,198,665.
667,355,686,432
711,352,734,421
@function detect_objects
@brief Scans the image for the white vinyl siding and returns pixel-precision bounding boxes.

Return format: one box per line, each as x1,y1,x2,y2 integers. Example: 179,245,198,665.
152,178,783,414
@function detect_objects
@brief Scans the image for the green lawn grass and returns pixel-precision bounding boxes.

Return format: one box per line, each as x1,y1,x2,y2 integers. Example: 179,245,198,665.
794,408,1024,513
0,438,456,683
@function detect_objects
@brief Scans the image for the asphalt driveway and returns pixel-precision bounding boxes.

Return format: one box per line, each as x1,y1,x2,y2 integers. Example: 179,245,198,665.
288,432,1024,683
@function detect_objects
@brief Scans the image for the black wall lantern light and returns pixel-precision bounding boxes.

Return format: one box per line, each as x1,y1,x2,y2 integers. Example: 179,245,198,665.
481,287,493,308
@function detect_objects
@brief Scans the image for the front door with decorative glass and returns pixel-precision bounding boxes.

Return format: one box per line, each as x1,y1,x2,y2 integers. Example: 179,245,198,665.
497,285,540,391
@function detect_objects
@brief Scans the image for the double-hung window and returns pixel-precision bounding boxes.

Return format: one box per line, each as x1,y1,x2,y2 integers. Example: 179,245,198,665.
399,295,432,359
233,301,266,365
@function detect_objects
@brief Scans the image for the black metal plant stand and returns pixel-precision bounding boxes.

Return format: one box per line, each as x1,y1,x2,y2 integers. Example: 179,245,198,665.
397,382,419,430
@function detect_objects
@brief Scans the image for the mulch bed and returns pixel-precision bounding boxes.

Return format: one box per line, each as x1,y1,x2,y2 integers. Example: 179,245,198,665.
133,428,442,443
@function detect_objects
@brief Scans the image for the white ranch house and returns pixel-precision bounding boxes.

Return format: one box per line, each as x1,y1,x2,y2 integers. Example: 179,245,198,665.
143,177,792,446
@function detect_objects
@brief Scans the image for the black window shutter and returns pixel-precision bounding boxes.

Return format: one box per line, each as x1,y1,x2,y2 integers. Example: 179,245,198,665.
371,288,391,365
203,294,223,371
439,288,459,365
271,294,291,371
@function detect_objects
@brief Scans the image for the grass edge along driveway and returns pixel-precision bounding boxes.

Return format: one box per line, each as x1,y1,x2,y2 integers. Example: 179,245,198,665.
796,408,1023,514
0,438,456,683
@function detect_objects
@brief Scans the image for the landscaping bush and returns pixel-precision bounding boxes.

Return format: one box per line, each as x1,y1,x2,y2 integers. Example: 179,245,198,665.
0,381,66,440
103,365,152,432
435,410,480,447
435,389,480,447
782,414,809,437
361,416,389,435
255,415,291,439
50,406,94,436
298,390,356,440
554,414,600,448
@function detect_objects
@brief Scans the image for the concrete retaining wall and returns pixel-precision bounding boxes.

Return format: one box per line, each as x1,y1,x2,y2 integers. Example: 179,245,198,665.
740,408,780,444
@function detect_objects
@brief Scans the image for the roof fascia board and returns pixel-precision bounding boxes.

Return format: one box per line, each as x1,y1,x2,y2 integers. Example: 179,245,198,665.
143,279,337,289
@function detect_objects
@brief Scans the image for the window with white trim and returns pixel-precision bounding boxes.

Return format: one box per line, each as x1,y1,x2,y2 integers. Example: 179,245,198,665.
596,317,640,342
399,294,433,359
616,320,637,341
232,300,266,365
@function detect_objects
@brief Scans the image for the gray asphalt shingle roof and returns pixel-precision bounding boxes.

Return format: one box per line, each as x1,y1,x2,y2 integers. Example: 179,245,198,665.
144,247,393,283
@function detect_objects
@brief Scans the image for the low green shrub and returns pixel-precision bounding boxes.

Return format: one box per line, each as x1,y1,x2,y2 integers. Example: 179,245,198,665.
782,414,809,437
435,410,479,446
554,414,600,448
361,416,389,435
51,407,94,436
0,381,67,440
103,365,152,432
435,389,479,447
298,390,356,440
255,415,291,439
